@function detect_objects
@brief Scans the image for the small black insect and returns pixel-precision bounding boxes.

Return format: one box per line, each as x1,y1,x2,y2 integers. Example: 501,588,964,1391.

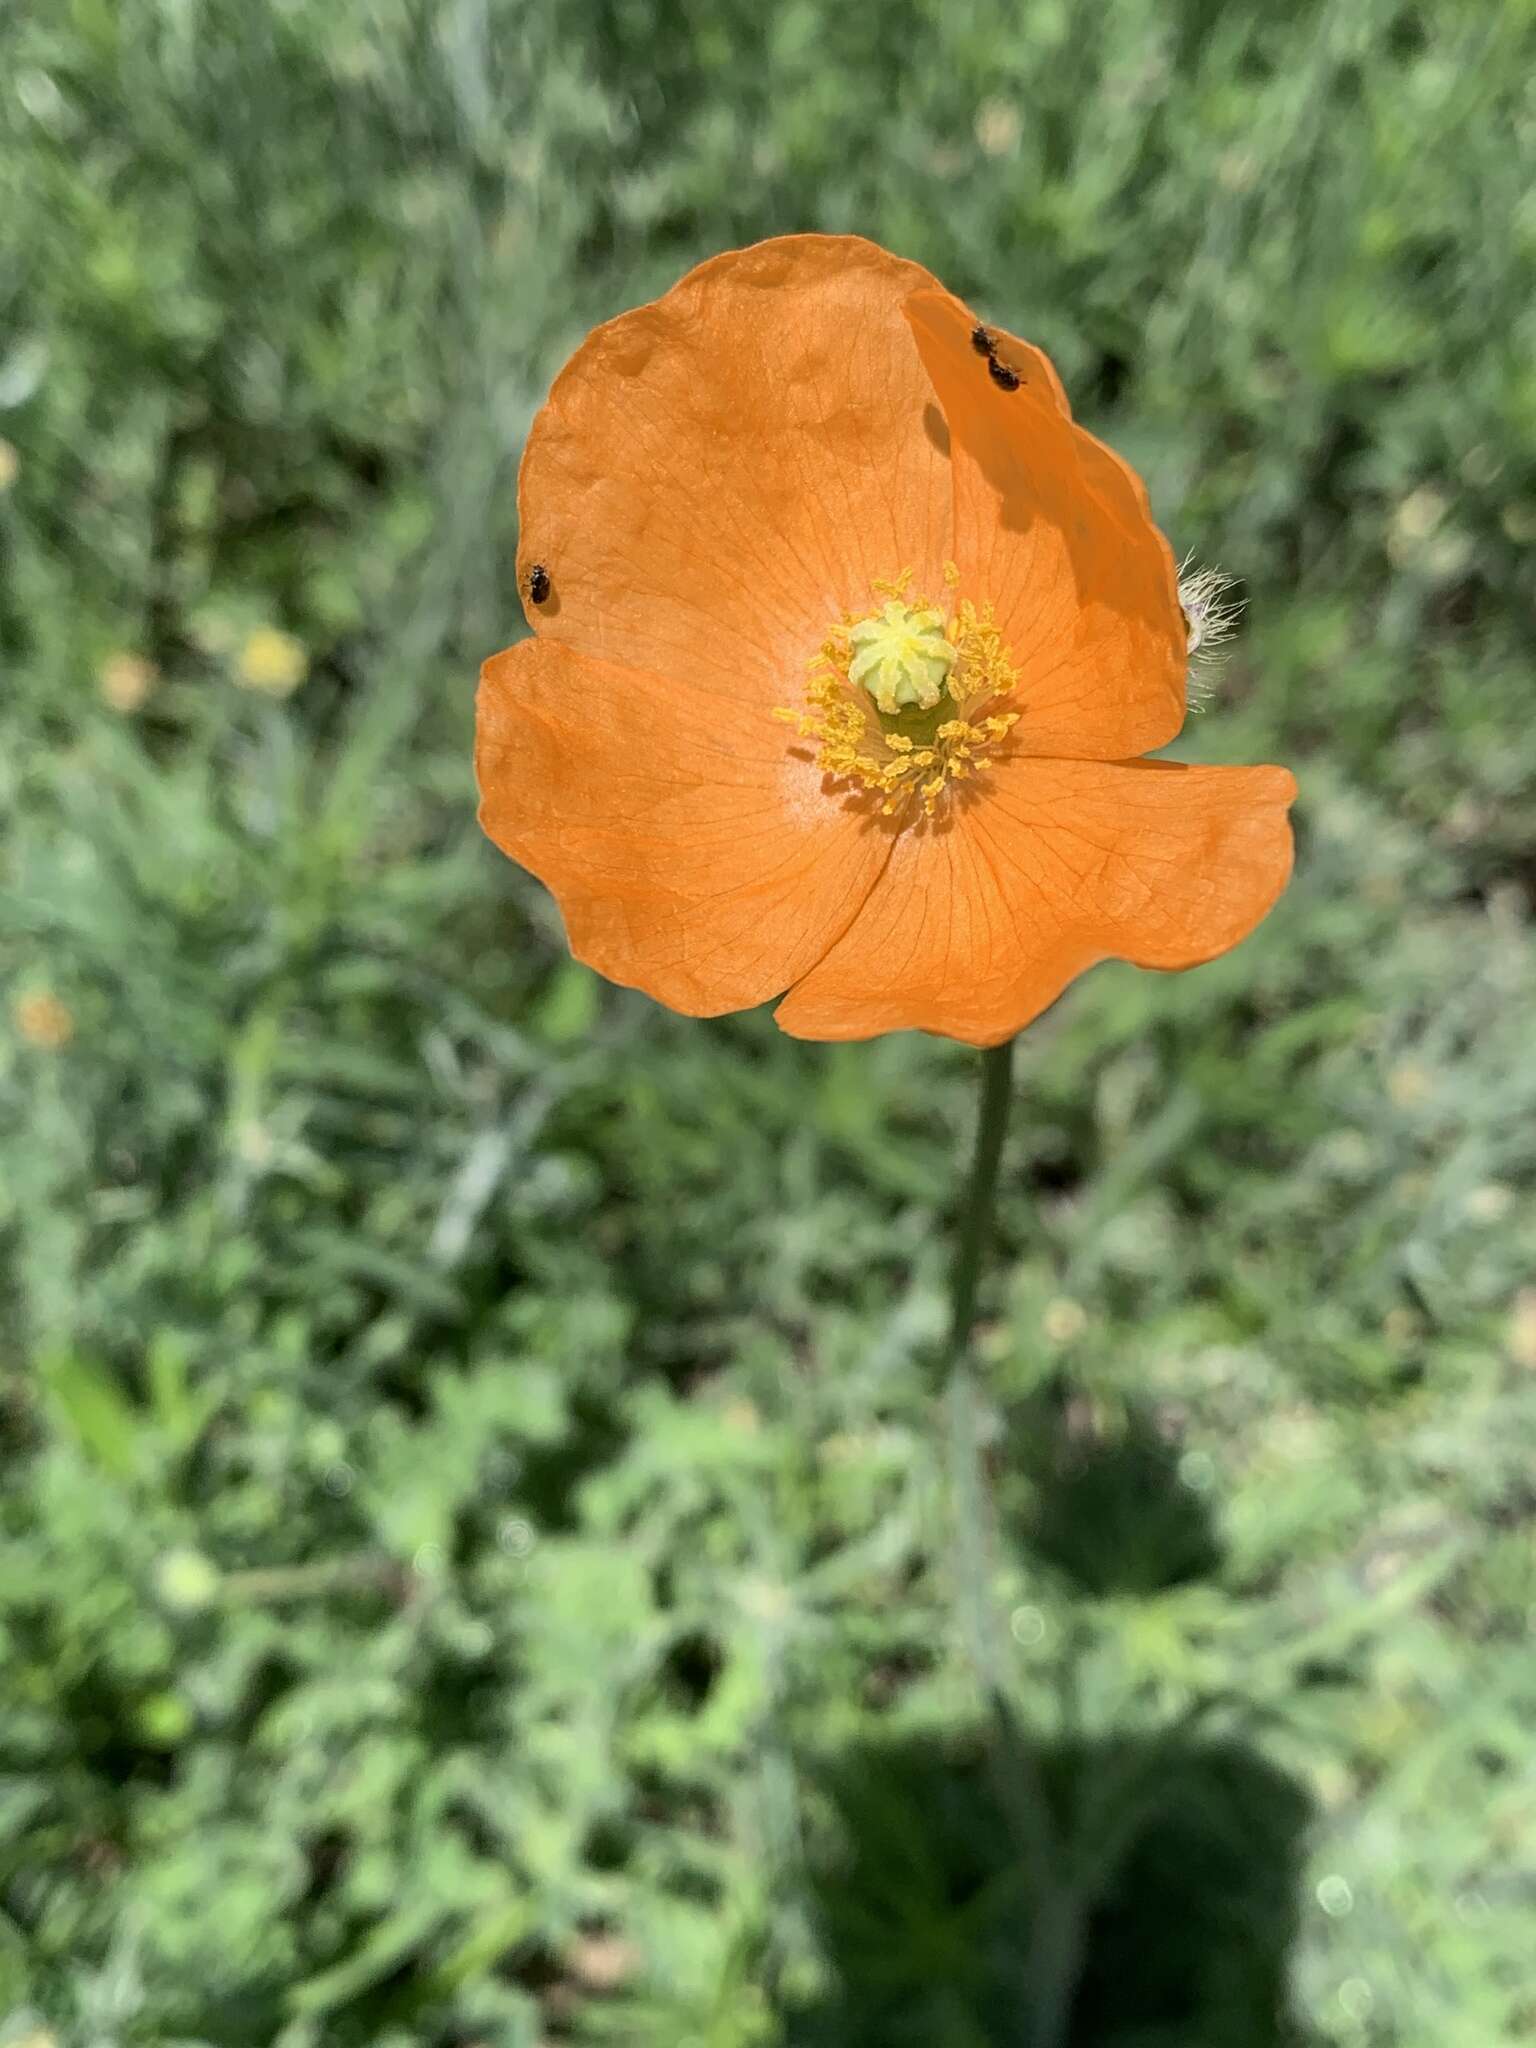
527,562,551,604
987,358,1021,391
969,323,996,358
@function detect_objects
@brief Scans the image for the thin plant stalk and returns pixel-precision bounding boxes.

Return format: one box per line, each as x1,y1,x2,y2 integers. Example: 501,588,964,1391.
944,1037,1015,1705
941,1038,1020,1717
943,1035,1083,2048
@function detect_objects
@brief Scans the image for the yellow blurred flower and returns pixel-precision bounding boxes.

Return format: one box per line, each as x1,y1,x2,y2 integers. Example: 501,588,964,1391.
0,438,18,491
1508,1287,1536,1372
722,1396,761,1435
235,1119,275,1167
738,1576,791,1622
818,1430,866,1466
1387,1060,1432,1108
1310,1759,1356,1811
98,651,158,712
236,626,308,697
1388,486,1472,577
1464,1181,1514,1223
568,1932,640,1992
974,97,1022,157
1043,1296,1088,1344
14,990,75,1050
1392,485,1446,545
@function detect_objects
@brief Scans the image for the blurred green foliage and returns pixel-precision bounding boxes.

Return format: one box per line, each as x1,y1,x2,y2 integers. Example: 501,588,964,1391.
3,0,1535,2043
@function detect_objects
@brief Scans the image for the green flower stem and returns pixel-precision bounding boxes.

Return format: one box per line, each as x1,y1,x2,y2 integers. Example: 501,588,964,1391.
944,1036,1080,2048
943,1037,1015,1706
946,1038,1016,1361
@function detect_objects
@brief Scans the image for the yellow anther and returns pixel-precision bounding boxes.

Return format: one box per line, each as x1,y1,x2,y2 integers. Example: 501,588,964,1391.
775,568,1020,824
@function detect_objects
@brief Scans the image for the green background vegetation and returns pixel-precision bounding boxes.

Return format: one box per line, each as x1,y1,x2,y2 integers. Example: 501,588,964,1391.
3,1,1535,2042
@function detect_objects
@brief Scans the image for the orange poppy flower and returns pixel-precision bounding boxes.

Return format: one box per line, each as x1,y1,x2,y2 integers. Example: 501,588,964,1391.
477,235,1295,1045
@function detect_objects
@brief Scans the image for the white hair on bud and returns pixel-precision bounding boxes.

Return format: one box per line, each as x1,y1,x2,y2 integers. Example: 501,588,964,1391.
1177,554,1241,709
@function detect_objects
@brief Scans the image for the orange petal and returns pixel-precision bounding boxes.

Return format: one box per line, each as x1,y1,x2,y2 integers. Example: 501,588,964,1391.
774,758,1296,1044
904,291,1186,761
477,636,891,1016
518,236,959,711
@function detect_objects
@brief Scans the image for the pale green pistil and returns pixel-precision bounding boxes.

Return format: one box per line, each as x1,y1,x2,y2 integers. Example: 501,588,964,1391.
847,600,956,715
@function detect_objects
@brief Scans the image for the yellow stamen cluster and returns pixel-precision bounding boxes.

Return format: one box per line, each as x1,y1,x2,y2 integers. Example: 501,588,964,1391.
775,566,1020,819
